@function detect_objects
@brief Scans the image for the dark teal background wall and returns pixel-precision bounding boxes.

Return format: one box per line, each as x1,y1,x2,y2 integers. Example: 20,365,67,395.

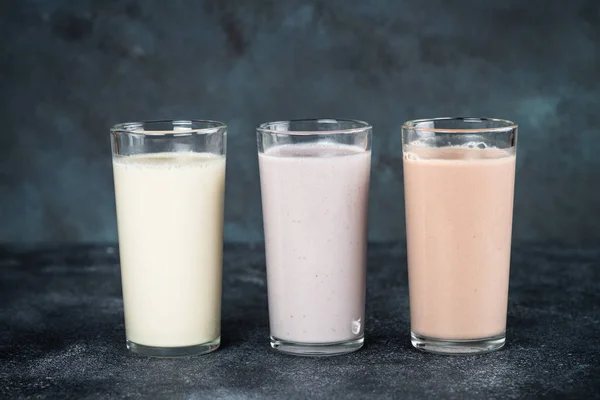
1,0,598,244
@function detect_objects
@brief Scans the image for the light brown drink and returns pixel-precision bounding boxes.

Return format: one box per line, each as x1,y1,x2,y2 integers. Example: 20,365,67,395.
403,145,516,340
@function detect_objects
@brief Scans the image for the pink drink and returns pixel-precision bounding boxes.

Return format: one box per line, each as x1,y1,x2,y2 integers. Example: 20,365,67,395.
404,146,516,341
259,143,371,345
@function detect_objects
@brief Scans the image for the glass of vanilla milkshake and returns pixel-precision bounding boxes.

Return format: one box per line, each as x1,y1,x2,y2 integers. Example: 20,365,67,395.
111,120,226,357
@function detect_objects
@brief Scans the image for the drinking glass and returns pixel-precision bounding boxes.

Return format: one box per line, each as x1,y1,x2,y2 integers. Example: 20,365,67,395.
257,119,372,356
111,120,226,357
402,117,517,355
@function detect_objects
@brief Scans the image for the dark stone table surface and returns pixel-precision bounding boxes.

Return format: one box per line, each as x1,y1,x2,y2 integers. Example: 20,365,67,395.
1,244,599,399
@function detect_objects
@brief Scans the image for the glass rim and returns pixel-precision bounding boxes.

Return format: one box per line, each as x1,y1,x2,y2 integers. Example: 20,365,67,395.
402,117,517,133
111,119,227,136
257,118,372,135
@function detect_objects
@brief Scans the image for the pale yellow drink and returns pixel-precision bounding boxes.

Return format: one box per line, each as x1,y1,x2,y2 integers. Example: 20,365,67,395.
113,152,225,348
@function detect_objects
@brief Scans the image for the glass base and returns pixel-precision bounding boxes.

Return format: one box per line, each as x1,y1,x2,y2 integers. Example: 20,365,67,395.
270,336,364,357
411,331,505,355
126,337,220,357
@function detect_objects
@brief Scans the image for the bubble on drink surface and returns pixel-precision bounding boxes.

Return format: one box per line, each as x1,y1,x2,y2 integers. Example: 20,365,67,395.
464,141,488,149
404,152,420,161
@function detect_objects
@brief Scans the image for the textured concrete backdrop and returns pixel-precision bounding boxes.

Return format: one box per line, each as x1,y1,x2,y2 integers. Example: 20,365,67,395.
0,0,598,244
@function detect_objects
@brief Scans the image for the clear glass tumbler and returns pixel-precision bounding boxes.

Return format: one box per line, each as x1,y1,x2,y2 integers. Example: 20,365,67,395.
257,119,372,356
402,117,518,355
111,120,227,357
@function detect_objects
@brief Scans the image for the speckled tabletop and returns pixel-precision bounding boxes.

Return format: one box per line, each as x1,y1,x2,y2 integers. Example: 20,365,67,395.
1,244,599,399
